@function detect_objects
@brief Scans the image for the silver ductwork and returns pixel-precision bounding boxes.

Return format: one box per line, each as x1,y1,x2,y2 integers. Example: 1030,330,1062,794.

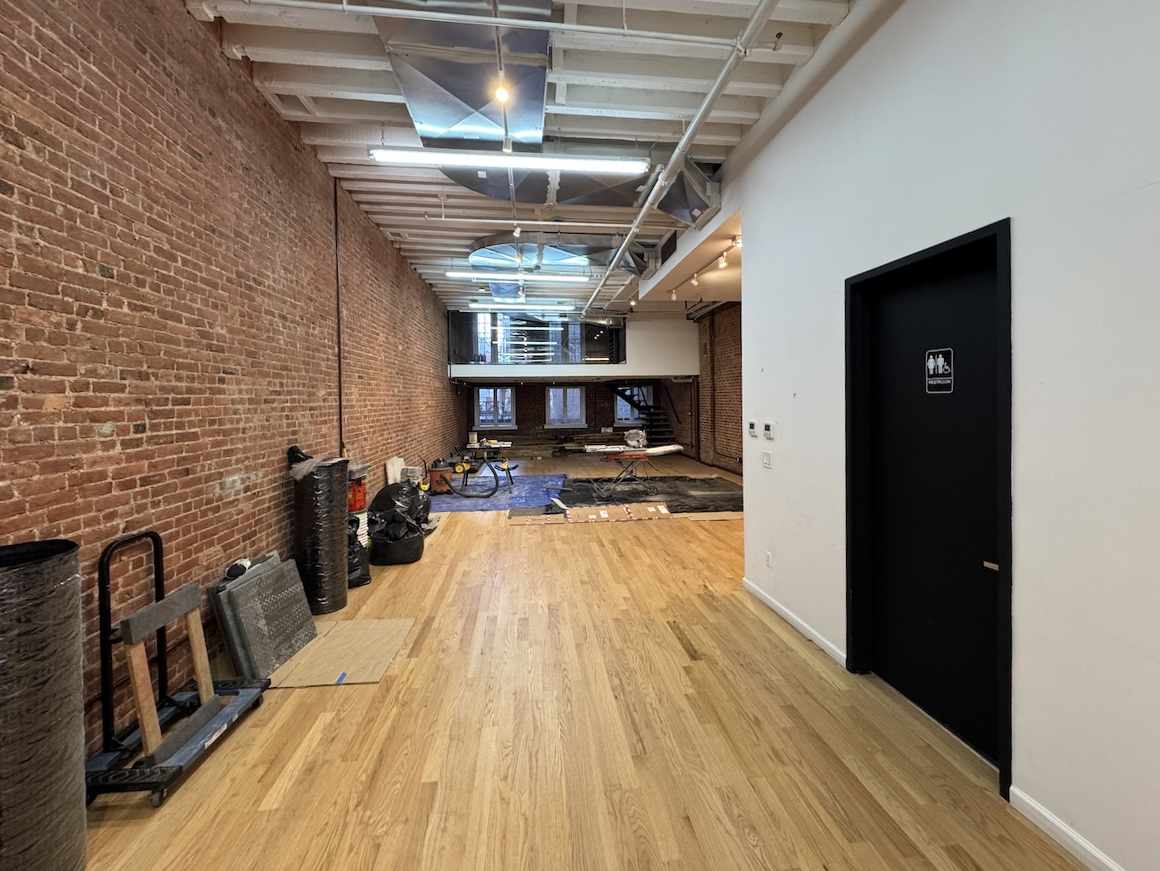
376,2,551,145
376,0,715,270
658,158,721,228
468,231,651,279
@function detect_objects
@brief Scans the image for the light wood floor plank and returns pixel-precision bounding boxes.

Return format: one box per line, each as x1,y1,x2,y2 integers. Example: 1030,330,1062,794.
85,457,1077,871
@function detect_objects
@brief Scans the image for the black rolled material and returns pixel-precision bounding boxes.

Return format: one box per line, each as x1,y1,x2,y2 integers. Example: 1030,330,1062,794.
0,540,86,871
293,458,349,614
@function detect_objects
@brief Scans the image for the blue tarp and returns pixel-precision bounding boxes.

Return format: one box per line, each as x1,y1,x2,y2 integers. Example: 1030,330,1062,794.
428,474,566,513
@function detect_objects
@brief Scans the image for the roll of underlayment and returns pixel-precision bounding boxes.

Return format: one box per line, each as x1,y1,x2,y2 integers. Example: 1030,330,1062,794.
293,457,350,615
0,540,86,871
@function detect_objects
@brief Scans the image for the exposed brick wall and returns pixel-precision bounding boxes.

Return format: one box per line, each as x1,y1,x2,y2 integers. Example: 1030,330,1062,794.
0,0,461,744
697,304,743,474
462,381,691,448
338,190,466,492
464,382,614,446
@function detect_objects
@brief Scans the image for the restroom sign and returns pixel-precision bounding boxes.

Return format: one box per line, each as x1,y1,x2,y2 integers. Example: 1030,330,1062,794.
925,348,954,394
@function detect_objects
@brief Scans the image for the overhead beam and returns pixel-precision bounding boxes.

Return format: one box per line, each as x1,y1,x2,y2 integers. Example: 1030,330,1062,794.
549,86,762,125
192,0,848,29
549,51,783,100
575,0,848,25
559,11,815,64
222,24,389,70
252,63,404,103
193,0,771,49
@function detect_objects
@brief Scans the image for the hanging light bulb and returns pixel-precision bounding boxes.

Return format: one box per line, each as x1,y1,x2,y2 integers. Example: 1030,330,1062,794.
691,274,700,287
733,235,743,249
495,83,511,105
629,299,636,307
512,225,522,239
717,253,728,270
670,289,677,302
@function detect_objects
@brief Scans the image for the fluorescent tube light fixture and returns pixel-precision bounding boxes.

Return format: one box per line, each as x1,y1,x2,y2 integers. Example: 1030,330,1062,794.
468,302,576,312
370,147,649,176
446,271,590,284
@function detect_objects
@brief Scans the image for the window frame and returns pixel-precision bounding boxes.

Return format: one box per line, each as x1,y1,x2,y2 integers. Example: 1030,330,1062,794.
614,385,653,426
474,386,517,430
544,386,587,429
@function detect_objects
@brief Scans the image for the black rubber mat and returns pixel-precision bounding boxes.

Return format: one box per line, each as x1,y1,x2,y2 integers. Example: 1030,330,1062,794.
549,475,743,514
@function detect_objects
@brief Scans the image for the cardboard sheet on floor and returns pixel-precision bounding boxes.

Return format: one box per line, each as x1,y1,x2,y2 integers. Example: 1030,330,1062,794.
268,617,414,688
508,503,676,526
565,503,674,523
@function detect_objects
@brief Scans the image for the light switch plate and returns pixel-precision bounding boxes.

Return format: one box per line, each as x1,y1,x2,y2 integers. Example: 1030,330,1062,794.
761,451,772,469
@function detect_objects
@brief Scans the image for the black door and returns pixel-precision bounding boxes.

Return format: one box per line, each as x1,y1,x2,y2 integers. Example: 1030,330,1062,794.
866,238,1000,762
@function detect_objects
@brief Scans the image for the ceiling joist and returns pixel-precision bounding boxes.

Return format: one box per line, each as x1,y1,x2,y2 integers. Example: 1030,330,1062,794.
189,0,850,310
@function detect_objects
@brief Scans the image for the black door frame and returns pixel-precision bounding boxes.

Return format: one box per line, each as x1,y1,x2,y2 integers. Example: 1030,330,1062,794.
844,219,1013,799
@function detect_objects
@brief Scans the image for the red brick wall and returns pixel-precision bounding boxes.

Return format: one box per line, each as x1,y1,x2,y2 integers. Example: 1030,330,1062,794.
697,304,743,474
0,0,461,742
338,191,466,492
462,381,692,449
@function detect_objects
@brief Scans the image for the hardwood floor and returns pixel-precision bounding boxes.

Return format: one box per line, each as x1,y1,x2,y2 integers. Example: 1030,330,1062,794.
86,461,1075,870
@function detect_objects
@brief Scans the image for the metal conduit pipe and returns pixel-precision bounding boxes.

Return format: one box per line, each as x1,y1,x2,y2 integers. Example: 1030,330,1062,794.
205,0,746,51
581,0,779,315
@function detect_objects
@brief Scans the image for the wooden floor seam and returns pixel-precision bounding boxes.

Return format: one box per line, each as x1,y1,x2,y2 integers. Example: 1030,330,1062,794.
85,457,1078,871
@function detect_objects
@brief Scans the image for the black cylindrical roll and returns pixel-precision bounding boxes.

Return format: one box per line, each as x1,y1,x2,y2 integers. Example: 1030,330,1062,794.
0,540,85,871
293,458,349,614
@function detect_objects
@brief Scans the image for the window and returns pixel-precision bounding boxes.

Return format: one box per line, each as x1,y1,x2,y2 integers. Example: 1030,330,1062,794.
546,386,586,428
448,312,627,365
615,385,653,425
475,387,515,429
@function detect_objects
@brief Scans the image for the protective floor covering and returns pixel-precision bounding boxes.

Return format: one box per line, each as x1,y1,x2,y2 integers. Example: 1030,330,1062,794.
550,475,743,514
428,473,566,513
268,618,414,688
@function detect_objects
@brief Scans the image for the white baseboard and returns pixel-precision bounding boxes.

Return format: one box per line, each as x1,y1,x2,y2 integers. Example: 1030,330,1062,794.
1009,787,1126,871
742,578,846,668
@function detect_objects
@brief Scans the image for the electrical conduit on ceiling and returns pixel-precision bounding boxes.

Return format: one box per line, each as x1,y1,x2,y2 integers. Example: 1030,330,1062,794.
581,0,780,315
201,0,752,52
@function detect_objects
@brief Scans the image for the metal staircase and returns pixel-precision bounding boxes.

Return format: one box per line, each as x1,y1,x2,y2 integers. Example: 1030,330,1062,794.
611,385,677,446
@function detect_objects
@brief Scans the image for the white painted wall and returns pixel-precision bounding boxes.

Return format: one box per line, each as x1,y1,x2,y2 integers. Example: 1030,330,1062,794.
734,2,1160,869
448,315,699,380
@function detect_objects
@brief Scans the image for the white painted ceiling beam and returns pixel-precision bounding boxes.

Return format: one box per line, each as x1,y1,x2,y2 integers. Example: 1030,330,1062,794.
281,98,412,125
193,1,841,39
193,0,846,29
571,0,847,25
559,11,815,64
252,63,404,103
549,51,783,99
549,85,762,125
327,163,450,181
189,1,378,33
546,115,742,146
223,24,389,70
371,217,673,239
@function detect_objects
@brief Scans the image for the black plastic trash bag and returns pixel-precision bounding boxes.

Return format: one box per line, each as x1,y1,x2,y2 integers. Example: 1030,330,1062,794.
347,516,370,588
367,481,429,566
369,531,425,566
